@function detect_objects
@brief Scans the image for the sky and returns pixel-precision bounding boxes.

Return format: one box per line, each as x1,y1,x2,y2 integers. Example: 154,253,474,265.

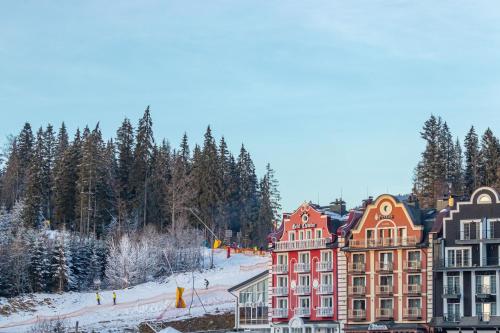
1,1,500,212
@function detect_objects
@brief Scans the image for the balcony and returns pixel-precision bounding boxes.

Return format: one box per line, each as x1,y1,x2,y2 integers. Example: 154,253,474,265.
272,264,288,274
271,286,288,296
349,309,366,321
481,257,500,267
376,308,394,320
476,285,496,297
295,285,311,295
274,238,330,252
478,312,491,322
404,284,421,294
294,307,311,317
436,258,472,269
316,307,333,317
404,260,422,271
317,284,333,294
376,285,393,295
348,285,366,295
349,237,418,249
294,263,311,273
444,313,461,322
272,308,289,318
443,286,461,298
348,262,366,273
377,262,394,272
316,261,333,272
458,228,500,243
404,308,422,319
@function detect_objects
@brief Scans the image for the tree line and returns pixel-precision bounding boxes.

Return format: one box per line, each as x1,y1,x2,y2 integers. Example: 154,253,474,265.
0,107,281,244
414,115,500,207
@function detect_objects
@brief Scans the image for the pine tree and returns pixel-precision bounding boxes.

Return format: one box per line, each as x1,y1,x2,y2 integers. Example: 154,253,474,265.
131,107,154,228
256,172,273,247
149,141,171,230
1,138,21,210
265,163,282,224
23,128,45,227
218,137,239,232
237,145,259,246
464,126,481,194
115,118,135,226
450,138,464,195
42,124,56,222
51,237,69,292
479,128,500,187
17,123,34,197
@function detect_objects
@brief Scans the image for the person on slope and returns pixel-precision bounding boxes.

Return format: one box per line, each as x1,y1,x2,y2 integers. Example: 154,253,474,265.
96,292,101,305
113,291,117,305
204,278,209,289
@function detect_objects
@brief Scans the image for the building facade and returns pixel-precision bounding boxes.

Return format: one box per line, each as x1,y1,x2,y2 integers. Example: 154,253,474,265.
431,187,500,332
229,270,271,332
339,195,434,333
269,203,345,333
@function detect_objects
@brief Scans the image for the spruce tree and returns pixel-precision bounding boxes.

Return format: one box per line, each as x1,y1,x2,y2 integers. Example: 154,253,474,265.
1,139,21,210
23,128,45,227
450,138,464,195
51,237,69,292
237,145,259,246
265,163,282,224
116,118,135,226
464,126,481,194
149,141,171,230
131,107,154,228
42,124,56,222
479,128,500,187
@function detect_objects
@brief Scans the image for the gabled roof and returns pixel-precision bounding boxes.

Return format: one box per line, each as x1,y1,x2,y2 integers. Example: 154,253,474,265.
228,270,268,293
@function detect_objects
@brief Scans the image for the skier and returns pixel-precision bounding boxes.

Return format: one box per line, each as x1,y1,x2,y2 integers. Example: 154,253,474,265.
96,292,101,305
204,278,209,289
112,291,117,305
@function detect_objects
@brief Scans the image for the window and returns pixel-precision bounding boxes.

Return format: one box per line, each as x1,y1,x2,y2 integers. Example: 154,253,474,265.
289,232,296,241
367,229,374,240
299,231,304,240
408,250,420,262
299,274,310,287
380,298,393,309
447,248,471,267
299,297,310,309
408,298,421,309
299,252,310,264
321,273,333,286
277,254,288,265
447,303,460,320
380,252,393,264
353,299,365,310
353,276,365,287
353,253,365,263
321,296,333,308
408,274,421,285
380,275,393,286
462,221,480,240
446,275,460,292
321,250,333,262
277,276,288,287
476,302,496,317
238,279,269,325
306,230,312,239
476,274,496,294
277,297,288,309
316,229,322,239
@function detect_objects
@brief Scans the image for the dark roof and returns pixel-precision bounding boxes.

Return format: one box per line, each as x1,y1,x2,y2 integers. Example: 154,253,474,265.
228,270,268,292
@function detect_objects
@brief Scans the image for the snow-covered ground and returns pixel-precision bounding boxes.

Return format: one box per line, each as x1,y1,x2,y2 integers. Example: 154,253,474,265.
0,249,269,333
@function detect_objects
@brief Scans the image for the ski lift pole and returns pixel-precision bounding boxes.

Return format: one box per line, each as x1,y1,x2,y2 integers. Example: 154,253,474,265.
186,208,219,269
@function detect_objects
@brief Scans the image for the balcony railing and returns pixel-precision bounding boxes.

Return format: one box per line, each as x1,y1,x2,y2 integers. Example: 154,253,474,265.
317,284,333,294
294,263,311,273
272,264,288,274
274,238,330,251
316,261,333,272
349,309,366,321
376,284,393,294
476,285,496,296
294,285,311,295
436,258,472,268
271,287,288,296
443,285,461,297
348,285,366,295
377,262,394,272
272,308,289,318
405,284,421,294
348,262,365,273
349,237,418,248
404,308,422,319
316,307,333,317
294,307,311,317
481,257,500,266
444,313,461,322
404,260,422,271
478,312,491,322
459,228,500,241
376,308,393,319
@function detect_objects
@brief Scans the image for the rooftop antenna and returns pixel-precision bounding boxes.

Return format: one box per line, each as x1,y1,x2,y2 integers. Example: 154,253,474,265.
317,192,320,206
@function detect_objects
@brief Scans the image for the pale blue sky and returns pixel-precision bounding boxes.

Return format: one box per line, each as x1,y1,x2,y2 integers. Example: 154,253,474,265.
1,1,500,211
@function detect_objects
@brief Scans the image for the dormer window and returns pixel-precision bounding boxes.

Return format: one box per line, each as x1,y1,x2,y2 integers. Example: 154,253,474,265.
289,232,296,241
478,194,492,204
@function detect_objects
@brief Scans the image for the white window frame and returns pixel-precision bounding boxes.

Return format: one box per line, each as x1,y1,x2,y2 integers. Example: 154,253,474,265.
277,253,288,265
445,246,472,267
277,297,288,309
298,251,310,264
320,272,333,286
320,249,333,262
315,228,323,239
298,274,310,287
